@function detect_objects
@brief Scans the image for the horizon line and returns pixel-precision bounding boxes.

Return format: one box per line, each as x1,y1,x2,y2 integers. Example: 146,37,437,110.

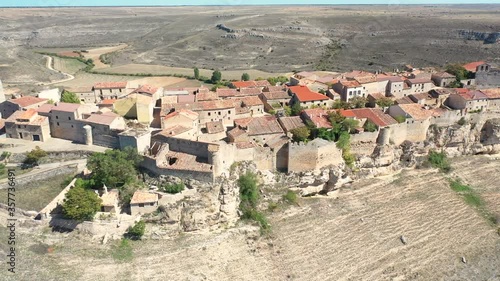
1,3,499,8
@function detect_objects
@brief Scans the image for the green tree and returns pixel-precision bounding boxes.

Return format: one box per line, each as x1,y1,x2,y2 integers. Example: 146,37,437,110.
193,67,200,80
126,220,146,240
332,100,349,109
62,185,102,221
239,172,259,209
162,182,185,194
61,90,81,104
290,126,310,142
241,73,250,81
336,132,351,151
87,147,142,188
445,64,470,81
348,97,367,109
342,118,360,133
290,102,302,116
211,70,222,84
376,97,394,108
283,106,292,116
363,120,378,132
316,128,336,141
24,146,47,166
428,150,451,173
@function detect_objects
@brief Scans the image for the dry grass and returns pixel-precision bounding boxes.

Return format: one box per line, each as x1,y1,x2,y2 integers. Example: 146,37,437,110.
52,57,87,75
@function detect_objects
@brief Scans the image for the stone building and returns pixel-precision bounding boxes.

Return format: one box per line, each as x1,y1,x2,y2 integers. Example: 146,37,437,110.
482,89,500,112
37,88,61,103
332,80,365,102
92,81,130,101
1,96,48,119
161,109,199,130
388,104,434,143
431,72,456,87
5,109,50,141
130,190,159,216
404,78,434,94
39,102,95,143
446,90,489,113
377,76,406,98
475,63,500,88
114,94,155,125
233,116,284,144
259,91,291,112
289,85,333,108
80,112,127,147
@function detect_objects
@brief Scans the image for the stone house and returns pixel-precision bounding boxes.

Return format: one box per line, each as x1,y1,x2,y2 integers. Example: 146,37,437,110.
429,88,454,107
161,109,199,130
409,93,438,107
343,108,398,129
289,71,317,86
277,116,306,133
40,102,95,143
227,127,250,143
259,91,291,112
446,90,489,113
431,72,456,87
156,125,197,141
68,86,95,103
288,86,333,108
5,109,51,141
1,96,48,119
100,188,119,213
199,120,226,142
233,116,284,144
229,80,271,89
405,78,434,94
388,104,434,143
130,84,163,101
80,112,127,147
118,128,152,155
162,99,235,126
332,80,366,102
463,61,486,73
130,190,159,216
377,76,406,98
92,81,130,101
482,89,500,112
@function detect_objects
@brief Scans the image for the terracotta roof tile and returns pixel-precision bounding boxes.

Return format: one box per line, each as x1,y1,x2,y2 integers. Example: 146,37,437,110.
301,108,332,128
340,80,362,88
350,108,397,127
52,102,82,112
397,104,434,121
157,125,192,137
83,113,121,126
130,191,158,204
482,88,500,99
231,81,256,88
206,120,224,134
289,86,330,102
228,127,247,139
216,88,238,97
263,86,286,92
239,88,262,96
432,72,455,78
463,61,486,72
8,96,47,107
163,109,199,121
262,91,290,100
234,116,284,136
132,84,159,95
196,91,218,101
278,116,305,132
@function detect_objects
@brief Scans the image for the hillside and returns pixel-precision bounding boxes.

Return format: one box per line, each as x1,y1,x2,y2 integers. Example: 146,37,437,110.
2,155,499,281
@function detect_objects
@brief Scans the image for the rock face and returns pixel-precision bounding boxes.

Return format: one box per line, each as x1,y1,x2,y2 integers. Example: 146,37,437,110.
481,118,500,146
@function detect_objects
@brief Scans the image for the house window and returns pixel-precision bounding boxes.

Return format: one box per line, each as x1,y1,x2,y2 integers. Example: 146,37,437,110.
139,203,144,207
218,112,221,115
68,117,71,120
150,203,154,206
208,112,211,116
56,116,59,119
228,110,231,114
57,122,60,126
71,125,74,128
24,125,26,128
17,125,21,129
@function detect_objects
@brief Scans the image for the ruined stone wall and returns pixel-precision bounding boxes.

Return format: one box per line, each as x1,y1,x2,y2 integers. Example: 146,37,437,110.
351,143,377,157
431,110,463,126
405,119,430,143
350,131,379,144
141,157,214,182
153,136,214,159
388,123,408,146
253,146,274,171
288,139,343,172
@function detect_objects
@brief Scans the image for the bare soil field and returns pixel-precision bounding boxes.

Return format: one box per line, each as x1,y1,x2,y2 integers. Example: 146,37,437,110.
52,72,187,89
0,5,499,85
82,44,128,69
2,155,498,281
52,57,87,75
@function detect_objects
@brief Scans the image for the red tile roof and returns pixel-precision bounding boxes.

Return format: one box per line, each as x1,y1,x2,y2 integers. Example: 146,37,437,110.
289,86,330,102
377,76,404,83
238,96,264,107
163,109,199,121
481,88,500,99
463,61,486,72
263,86,286,92
349,108,398,127
195,91,218,101
8,96,47,107
206,120,224,134
397,104,434,121
17,108,37,120
457,90,488,101
36,104,54,114
239,88,262,96
130,191,158,204
231,81,256,89
93,82,128,89
339,109,356,118
157,125,192,137
132,84,159,95
216,88,238,98
301,108,332,129
83,113,121,126
234,116,284,136
340,80,362,88
99,99,117,105
254,80,271,87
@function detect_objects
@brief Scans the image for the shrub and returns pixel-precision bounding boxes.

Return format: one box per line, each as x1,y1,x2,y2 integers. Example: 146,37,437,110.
211,70,222,83
62,186,102,221
428,150,451,173
238,172,259,208
24,146,48,166
126,220,146,240
290,126,310,143
376,97,394,108
343,150,356,168
241,73,250,81
394,115,406,123
162,182,185,194
363,120,378,132
457,117,466,126
283,190,298,205
449,179,472,192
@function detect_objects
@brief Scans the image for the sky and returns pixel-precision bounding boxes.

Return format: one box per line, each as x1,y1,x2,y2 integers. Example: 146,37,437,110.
2,0,499,7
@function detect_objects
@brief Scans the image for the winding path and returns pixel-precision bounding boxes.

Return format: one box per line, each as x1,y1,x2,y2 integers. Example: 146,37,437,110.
38,55,75,86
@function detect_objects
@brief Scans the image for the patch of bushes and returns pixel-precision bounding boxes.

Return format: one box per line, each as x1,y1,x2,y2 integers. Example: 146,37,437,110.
394,115,406,123
457,117,466,126
161,182,185,194
111,239,133,262
238,172,270,234
126,220,145,240
283,190,298,205
428,150,451,173
24,146,47,166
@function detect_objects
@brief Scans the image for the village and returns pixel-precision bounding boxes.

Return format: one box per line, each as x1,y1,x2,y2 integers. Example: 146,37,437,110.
0,59,499,237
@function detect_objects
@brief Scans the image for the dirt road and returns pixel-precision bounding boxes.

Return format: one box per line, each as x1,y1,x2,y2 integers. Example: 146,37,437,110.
39,55,75,86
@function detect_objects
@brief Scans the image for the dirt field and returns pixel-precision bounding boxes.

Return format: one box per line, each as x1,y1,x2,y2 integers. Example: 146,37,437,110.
0,5,499,85
52,72,187,89
97,64,289,80
52,57,87,75
82,44,128,69
2,155,498,281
